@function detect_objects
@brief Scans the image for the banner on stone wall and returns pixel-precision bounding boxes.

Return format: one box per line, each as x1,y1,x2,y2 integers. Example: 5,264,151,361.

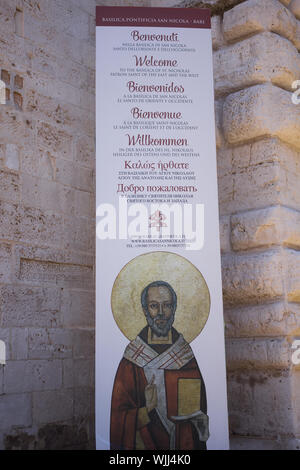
96,6,229,451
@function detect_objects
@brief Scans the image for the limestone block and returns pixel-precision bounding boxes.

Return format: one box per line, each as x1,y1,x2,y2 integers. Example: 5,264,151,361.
71,0,98,16
23,0,91,43
223,84,300,150
290,0,300,19
79,88,95,113
0,285,62,328
18,258,93,289
63,358,95,388
0,107,31,144
74,387,94,419
280,167,300,211
0,145,5,167
69,33,96,70
32,389,74,424
218,138,300,198
89,13,96,46
0,244,12,283
51,1,91,42
211,16,224,50
0,394,32,430
231,207,281,250
3,360,62,393
292,371,300,435
0,28,31,72
10,328,28,360
5,144,19,171
227,370,294,438
55,159,94,192
150,0,180,6
22,174,72,214
223,0,297,45
28,328,73,359
12,244,93,290
64,214,95,254
61,290,95,328
0,170,19,204
214,32,300,96
285,250,300,302
28,45,95,96
26,68,82,108
224,302,299,338
75,135,95,169
226,337,291,370
36,122,73,159
22,147,56,181
218,159,282,215
25,90,94,136
12,244,93,272
34,418,92,450
219,215,230,253
22,0,45,20
217,140,265,177
22,11,95,70
74,189,95,218
0,1,18,37
231,206,300,251
216,146,232,178
295,20,300,50
248,137,300,170
230,436,300,451
214,99,224,149
97,0,148,5
72,329,95,359
0,201,64,246
222,250,284,307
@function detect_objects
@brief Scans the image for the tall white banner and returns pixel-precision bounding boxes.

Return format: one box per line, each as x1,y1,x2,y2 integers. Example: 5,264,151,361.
96,6,229,451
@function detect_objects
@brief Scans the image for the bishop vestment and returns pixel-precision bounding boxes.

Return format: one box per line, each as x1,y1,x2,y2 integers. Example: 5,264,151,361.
110,327,209,450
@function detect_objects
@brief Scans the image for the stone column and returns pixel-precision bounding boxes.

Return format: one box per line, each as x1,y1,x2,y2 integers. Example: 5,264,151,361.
212,0,300,450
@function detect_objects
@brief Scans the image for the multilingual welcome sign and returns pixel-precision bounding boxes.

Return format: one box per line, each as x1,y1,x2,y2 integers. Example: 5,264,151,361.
96,6,229,450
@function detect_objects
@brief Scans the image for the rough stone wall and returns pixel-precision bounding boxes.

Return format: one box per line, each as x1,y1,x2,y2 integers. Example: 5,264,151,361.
0,0,96,450
0,0,299,450
212,0,300,450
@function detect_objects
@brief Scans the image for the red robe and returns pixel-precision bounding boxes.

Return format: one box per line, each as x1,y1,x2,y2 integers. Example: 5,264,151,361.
110,332,207,450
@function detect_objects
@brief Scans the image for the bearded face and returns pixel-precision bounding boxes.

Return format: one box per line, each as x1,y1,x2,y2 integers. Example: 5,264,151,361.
143,285,175,337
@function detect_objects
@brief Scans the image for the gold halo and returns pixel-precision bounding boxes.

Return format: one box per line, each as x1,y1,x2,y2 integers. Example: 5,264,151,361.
111,251,210,344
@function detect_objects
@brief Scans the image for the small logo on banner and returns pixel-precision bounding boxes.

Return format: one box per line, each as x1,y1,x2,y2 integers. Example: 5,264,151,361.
149,210,168,232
